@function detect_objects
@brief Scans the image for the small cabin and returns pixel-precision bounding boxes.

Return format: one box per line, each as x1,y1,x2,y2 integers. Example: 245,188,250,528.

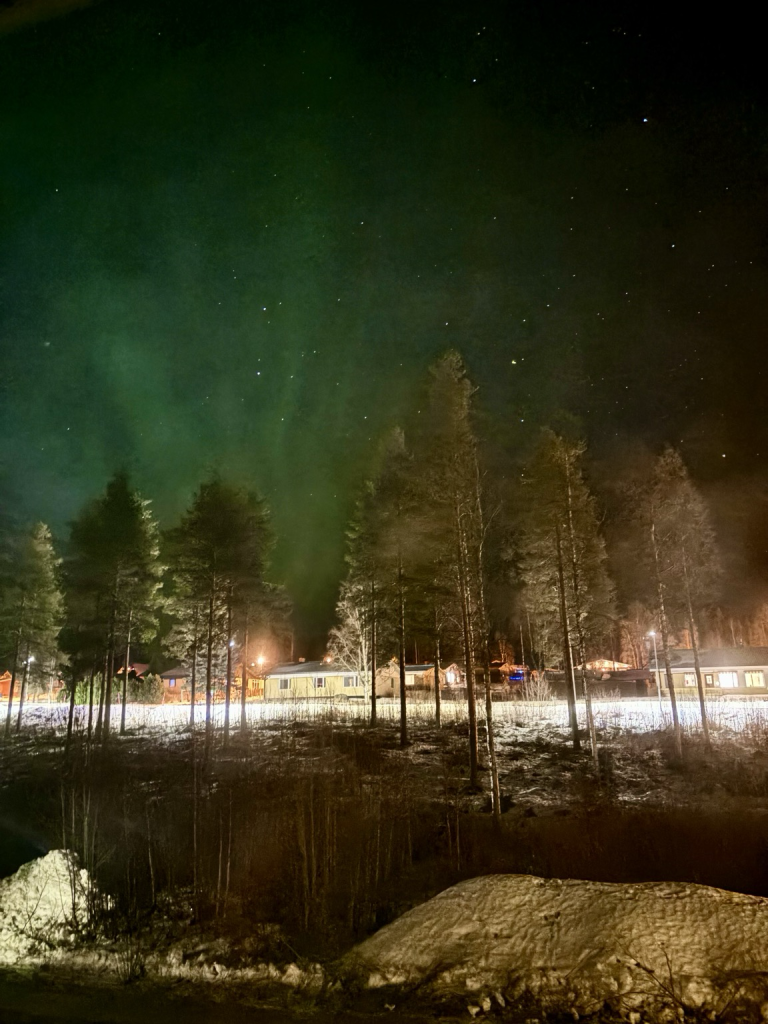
263,661,364,700
375,660,463,697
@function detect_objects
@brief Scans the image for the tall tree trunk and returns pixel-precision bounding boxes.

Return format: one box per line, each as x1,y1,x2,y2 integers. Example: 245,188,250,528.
240,616,249,734
190,605,198,729
683,550,710,746
120,610,132,736
95,650,108,740
224,596,233,744
66,666,78,752
87,663,96,742
519,624,526,667
434,625,442,729
4,623,21,737
563,458,598,764
205,590,214,750
15,644,31,732
473,456,501,823
397,562,408,748
370,579,377,727
103,642,115,739
555,523,580,751
104,580,119,740
456,505,479,787
651,521,682,758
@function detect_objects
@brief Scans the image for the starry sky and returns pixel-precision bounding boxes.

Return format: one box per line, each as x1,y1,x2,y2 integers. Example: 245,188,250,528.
2,0,768,644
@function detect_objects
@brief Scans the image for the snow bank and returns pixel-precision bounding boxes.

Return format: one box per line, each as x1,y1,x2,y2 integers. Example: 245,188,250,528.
0,850,91,965
347,874,768,1014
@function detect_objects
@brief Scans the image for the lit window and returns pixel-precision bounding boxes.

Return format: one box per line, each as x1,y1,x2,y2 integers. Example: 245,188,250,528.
279,678,290,690
705,674,714,687
683,673,696,687
746,671,765,687
314,677,326,689
405,674,415,686
169,679,176,688
718,671,738,688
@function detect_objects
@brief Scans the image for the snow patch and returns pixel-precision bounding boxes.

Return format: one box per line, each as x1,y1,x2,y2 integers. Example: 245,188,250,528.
346,873,768,1013
0,850,92,965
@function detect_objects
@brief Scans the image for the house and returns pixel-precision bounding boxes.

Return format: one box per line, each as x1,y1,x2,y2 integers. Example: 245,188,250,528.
650,647,768,694
375,660,463,697
0,671,13,699
263,661,364,700
160,665,190,702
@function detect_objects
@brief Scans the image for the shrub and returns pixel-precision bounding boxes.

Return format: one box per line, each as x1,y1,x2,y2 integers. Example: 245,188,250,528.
127,673,164,704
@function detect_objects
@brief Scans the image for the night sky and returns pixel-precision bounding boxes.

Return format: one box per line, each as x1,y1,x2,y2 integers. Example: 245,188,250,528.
2,0,768,644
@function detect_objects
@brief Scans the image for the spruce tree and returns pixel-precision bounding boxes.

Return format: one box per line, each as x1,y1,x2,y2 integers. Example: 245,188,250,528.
517,430,615,755
1,522,63,734
62,472,162,739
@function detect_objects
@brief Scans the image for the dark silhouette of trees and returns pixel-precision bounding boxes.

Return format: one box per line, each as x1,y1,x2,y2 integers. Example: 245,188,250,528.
516,430,615,755
62,472,162,740
166,478,271,748
1,522,62,734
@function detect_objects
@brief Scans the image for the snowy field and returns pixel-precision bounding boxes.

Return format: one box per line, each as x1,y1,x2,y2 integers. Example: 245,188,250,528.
8,694,768,741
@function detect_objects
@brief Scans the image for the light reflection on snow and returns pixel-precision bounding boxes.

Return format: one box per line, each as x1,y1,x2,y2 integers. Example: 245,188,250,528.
9,696,768,743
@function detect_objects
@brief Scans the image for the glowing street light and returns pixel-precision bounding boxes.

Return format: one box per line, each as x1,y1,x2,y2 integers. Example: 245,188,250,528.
647,631,663,714
257,655,265,668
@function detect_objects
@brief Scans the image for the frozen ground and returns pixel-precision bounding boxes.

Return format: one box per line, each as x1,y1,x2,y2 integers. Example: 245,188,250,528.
10,694,768,742
348,873,768,1015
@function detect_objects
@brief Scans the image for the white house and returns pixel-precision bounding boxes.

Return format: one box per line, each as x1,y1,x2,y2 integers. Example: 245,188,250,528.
263,661,364,700
650,647,768,693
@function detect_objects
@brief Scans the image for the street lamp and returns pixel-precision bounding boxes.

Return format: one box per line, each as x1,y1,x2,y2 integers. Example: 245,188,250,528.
257,655,265,668
647,631,662,714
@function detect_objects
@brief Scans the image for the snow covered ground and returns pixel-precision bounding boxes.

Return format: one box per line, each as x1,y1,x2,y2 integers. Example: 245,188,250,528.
348,873,768,1014
11,694,768,742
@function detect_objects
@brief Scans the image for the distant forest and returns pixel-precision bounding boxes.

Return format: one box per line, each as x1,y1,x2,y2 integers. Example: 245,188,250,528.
1,351,764,756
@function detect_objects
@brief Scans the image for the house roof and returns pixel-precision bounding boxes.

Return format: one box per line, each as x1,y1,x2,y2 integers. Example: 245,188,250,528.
405,664,436,672
651,647,768,671
160,665,189,679
117,662,150,676
265,661,357,678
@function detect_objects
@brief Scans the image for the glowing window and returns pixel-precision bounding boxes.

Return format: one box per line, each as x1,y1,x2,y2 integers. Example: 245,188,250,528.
718,671,738,688
705,674,714,686
405,674,415,686
683,673,696,687
168,679,176,688
745,671,765,687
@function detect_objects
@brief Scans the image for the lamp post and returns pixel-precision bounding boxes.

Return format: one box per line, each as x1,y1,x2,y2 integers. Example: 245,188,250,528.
647,631,662,714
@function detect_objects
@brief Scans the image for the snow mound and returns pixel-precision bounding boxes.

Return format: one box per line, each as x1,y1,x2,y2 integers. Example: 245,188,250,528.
0,850,91,965
347,874,768,1013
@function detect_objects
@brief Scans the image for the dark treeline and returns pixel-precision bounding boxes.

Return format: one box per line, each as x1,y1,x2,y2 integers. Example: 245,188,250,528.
0,472,290,749
0,350,755,766
327,351,729,776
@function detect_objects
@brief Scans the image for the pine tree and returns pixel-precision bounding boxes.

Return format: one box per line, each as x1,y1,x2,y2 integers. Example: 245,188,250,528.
167,478,271,747
62,472,162,739
517,430,615,755
639,449,720,747
1,523,63,734
415,351,490,790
